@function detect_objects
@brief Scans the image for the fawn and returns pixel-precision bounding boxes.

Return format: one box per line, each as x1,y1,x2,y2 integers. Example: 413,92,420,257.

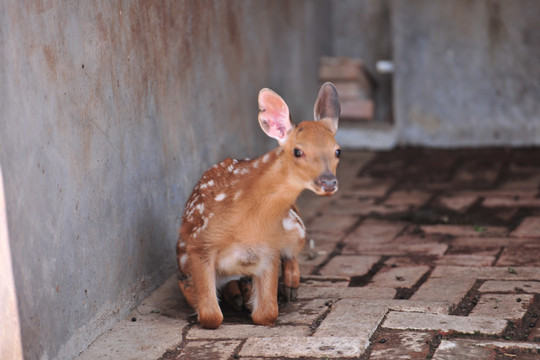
176,82,341,328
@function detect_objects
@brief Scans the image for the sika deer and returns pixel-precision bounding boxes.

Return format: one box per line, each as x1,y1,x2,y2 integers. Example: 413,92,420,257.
177,83,341,328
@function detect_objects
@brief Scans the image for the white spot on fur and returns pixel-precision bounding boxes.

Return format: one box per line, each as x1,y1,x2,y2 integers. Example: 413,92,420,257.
207,180,214,186
195,203,205,214
200,183,208,190
276,147,283,155
232,159,238,164
234,190,242,201
262,154,270,163
180,254,188,268
253,160,259,168
241,168,250,175
281,248,294,260
215,193,226,201
289,209,305,230
282,210,306,238
208,212,214,218
202,217,209,230
233,168,240,175
179,242,186,248
228,164,235,172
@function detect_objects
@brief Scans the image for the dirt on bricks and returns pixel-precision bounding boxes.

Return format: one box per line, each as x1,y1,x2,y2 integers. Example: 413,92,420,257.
78,148,540,360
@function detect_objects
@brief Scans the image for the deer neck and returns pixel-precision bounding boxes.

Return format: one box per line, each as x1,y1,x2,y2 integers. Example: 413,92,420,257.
245,148,302,220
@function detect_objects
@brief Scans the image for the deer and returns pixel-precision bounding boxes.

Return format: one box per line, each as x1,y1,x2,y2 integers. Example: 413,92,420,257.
176,82,341,329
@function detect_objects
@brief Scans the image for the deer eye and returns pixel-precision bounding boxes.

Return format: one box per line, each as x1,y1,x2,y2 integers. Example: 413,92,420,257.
293,148,303,158
335,149,341,159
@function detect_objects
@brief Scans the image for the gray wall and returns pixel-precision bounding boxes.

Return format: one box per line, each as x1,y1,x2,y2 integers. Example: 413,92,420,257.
330,0,540,147
393,0,540,146
330,0,393,123
0,1,330,359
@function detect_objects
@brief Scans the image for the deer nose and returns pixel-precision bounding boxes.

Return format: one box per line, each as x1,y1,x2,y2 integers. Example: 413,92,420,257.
315,173,338,193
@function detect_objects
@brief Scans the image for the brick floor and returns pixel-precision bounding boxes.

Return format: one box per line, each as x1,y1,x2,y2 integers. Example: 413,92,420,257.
76,148,540,359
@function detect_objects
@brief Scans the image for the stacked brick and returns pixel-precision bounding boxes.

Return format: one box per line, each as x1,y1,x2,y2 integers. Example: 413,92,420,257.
319,56,375,121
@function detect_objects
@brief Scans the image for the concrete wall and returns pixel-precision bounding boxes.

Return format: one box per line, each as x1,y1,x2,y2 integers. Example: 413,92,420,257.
0,1,330,359
330,0,540,147
393,0,540,146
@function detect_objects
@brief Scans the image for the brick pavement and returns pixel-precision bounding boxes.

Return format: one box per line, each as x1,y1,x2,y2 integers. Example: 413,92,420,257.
77,148,540,359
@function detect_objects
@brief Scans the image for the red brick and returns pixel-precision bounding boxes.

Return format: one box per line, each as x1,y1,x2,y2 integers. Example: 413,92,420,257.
367,266,430,288
498,174,540,191
344,219,406,246
435,254,495,267
306,213,358,235
383,312,507,335
437,193,478,212
432,340,497,359
320,56,364,67
324,197,376,215
479,280,540,293
277,299,329,325
482,195,540,208
314,300,387,337
344,242,447,256
430,265,540,281
180,340,241,360
370,331,432,360
348,177,395,198
494,208,519,221
421,224,508,237
470,294,534,320
297,285,395,300
384,189,432,208
496,243,540,266
510,216,540,238
340,99,374,120
451,237,518,248
187,324,309,340
333,82,366,100
453,161,502,186
319,63,362,81
319,255,380,278
239,337,368,358
412,276,476,305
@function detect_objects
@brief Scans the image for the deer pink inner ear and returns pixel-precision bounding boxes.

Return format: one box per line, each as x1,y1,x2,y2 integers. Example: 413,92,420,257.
259,91,291,141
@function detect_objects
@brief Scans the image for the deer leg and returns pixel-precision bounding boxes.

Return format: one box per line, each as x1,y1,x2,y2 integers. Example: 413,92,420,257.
177,246,198,309
177,273,197,310
239,277,253,311
281,257,300,301
223,280,244,311
190,251,223,329
251,258,280,325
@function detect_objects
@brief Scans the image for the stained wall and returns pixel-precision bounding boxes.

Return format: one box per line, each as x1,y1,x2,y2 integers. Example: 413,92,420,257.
0,2,331,358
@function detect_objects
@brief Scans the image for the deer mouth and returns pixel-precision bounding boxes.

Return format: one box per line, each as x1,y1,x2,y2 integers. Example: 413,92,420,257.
311,174,339,196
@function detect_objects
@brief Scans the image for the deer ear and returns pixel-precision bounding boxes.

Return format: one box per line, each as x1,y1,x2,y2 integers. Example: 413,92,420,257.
314,82,340,134
258,88,292,143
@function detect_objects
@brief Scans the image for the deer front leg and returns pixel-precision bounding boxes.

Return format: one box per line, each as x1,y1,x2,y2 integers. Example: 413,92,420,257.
281,257,300,301
190,251,223,329
251,258,280,326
